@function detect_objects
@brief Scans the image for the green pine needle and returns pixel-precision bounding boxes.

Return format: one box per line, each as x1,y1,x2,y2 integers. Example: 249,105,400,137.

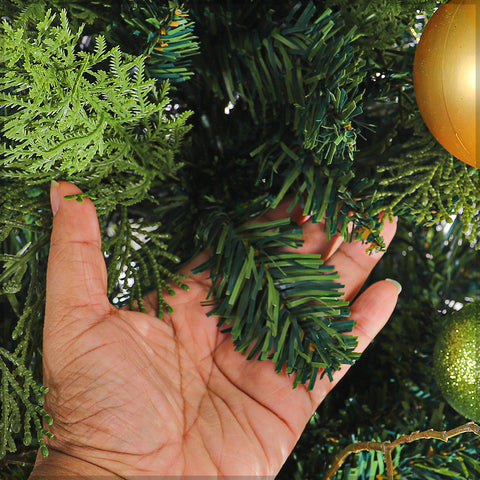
195,214,358,390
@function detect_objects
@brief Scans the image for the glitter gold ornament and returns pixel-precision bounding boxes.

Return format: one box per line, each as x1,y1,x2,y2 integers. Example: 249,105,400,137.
413,0,479,168
433,301,480,422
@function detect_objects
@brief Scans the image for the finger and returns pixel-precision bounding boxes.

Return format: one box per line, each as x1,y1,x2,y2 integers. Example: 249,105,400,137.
326,216,397,301
261,195,307,225
293,218,344,257
311,279,400,403
261,197,345,257
45,181,111,335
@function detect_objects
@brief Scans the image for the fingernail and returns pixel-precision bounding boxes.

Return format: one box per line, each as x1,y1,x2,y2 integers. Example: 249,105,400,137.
50,180,60,216
385,278,402,294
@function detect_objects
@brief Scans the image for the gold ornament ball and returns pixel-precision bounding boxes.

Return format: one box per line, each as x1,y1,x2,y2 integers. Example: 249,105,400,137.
413,0,479,168
433,301,480,422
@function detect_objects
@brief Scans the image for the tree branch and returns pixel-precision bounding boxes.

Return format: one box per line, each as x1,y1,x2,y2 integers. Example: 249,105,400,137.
323,421,480,480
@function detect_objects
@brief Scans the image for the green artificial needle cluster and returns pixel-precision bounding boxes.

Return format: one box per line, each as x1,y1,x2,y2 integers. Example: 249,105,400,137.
1,1,480,478
195,215,358,390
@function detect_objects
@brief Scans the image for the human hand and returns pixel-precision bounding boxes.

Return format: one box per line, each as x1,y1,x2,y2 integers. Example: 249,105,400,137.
29,181,399,479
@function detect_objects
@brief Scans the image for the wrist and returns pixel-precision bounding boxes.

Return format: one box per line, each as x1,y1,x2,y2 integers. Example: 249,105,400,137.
29,448,121,479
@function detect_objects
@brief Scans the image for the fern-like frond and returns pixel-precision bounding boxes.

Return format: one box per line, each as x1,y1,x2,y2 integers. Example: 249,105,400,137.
0,245,52,460
103,206,188,315
376,121,480,245
0,348,53,459
0,9,191,213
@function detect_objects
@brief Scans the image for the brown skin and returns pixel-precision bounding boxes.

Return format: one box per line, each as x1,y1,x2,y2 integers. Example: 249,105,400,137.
29,181,398,479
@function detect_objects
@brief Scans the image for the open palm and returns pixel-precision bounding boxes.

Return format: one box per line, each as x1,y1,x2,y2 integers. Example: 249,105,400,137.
32,181,399,479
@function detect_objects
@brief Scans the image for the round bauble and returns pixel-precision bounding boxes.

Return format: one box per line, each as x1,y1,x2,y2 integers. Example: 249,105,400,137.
413,0,479,168
433,301,480,422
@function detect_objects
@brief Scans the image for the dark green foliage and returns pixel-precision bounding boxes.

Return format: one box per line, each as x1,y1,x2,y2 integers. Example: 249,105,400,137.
188,1,373,237
106,0,199,82
195,215,356,389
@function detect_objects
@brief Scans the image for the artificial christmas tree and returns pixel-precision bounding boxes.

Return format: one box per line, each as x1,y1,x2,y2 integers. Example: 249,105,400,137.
1,1,480,478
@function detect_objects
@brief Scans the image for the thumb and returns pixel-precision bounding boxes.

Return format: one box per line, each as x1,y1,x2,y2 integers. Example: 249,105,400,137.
45,181,111,338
